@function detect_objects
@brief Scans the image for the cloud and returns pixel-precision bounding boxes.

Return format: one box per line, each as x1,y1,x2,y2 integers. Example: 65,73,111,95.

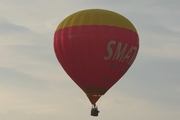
0,18,29,34
0,17,60,78
0,65,84,119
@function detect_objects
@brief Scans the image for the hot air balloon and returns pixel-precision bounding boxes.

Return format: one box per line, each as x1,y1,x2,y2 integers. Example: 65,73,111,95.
54,9,139,116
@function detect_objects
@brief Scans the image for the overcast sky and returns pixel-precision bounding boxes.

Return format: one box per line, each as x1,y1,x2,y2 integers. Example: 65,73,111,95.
0,0,180,120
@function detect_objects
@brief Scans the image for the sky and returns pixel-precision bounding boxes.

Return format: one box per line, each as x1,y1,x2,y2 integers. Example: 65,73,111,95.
0,0,180,120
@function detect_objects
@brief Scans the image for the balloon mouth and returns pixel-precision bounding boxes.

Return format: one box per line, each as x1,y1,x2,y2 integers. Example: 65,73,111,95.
86,94,102,104
82,87,108,104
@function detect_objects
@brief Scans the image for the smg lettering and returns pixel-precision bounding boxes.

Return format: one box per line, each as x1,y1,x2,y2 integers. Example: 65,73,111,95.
104,40,137,65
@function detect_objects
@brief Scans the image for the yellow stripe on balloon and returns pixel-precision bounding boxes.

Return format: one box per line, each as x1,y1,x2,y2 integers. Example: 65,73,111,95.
56,9,137,32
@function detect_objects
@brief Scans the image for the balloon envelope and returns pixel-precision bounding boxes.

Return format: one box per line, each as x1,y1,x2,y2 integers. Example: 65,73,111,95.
54,9,139,104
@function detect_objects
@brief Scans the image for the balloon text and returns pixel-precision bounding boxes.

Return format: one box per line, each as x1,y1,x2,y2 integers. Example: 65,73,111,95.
104,40,138,65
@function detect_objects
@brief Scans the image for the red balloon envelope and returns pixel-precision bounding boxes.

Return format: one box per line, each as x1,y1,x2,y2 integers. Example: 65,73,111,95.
54,9,139,105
